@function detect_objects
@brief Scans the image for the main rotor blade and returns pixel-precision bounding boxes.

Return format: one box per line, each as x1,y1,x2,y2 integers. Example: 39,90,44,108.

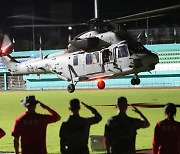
108,4,180,24
111,14,164,23
12,23,87,28
93,103,180,108
8,15,60,22
92,103,152,107
8,14,88,28
132,103,180,108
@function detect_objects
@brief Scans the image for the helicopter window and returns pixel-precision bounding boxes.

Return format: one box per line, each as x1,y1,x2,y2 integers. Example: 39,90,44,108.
92,52,99,63
73,55,78,66
86,54,92,65
118,46,128,58
110,52,113,61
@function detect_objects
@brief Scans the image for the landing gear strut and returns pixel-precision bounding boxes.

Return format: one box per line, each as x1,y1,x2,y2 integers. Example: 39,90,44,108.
67,64,77,93
131,74,140,85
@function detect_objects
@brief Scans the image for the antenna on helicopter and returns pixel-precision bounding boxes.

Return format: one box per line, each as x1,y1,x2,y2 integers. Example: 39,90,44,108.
94,0,98,18
91,0,114,31
88,0,101,30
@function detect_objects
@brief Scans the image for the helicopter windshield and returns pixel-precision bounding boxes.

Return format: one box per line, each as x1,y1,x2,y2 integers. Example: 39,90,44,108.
128,42,150,54
118,46,128,58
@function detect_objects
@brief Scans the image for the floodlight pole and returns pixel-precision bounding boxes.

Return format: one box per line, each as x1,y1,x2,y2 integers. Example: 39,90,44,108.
68,26,72,41
146,16,149,44
146,7,149,45
32,11,35,51
39,36,43,59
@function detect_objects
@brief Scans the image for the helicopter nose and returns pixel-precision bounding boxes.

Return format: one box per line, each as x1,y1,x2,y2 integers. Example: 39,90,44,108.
130,53,159,70
132,59,143,68
149,53,159,64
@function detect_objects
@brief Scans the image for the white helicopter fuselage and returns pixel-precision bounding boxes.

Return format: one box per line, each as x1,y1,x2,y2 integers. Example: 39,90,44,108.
1,41,158,84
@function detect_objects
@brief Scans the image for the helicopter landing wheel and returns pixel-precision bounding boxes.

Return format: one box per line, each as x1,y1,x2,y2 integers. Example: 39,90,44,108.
67,84,75,93
131,78,140,85
135,78,140,85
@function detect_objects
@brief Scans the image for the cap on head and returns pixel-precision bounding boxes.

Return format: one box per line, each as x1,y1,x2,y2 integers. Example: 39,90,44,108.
69,98,80,111
21,95,39,107
164,103,176,116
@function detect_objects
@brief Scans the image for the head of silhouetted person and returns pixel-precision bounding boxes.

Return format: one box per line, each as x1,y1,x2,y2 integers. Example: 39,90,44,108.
164,103,176,117
21,95,39,112
116,97,128,113
69,98,80,114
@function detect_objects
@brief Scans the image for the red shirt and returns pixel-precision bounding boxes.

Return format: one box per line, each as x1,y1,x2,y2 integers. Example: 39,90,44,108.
12,112,59,154
152,118,180,154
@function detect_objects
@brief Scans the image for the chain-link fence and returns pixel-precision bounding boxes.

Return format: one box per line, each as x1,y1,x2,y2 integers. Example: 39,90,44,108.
0,75,26,90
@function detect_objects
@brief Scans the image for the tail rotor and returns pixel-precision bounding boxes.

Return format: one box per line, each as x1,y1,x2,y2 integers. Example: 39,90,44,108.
0,34,13,56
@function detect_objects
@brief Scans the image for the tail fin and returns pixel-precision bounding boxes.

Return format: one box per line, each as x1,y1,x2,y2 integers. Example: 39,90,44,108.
0,34,19,74
0,34,13,56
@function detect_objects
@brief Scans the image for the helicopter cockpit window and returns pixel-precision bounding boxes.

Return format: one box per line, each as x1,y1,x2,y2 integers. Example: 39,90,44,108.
73,55,78,66
118,46,128,58
86,54,92,65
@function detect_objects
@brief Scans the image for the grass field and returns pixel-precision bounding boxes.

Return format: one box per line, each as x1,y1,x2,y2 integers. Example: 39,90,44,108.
0,88,180,153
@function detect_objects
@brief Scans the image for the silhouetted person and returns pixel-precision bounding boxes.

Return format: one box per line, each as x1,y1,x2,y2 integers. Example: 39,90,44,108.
0,128,6,138
153,103,180,154
12,95,60,154
104,97,150,154
59,98,102,154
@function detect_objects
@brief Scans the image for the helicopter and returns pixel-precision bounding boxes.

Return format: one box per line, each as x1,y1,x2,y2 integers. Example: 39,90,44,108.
0,4,179,93
0,30,158,93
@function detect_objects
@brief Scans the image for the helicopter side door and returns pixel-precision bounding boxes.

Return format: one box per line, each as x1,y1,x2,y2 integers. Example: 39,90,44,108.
115,44,130,71
71,53,86,77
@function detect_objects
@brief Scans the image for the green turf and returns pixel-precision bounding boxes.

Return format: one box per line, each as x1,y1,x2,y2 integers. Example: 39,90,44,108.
0,89,180,153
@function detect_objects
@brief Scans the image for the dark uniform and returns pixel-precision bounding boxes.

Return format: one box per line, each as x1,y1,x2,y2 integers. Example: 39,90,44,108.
104,113,145,154
60,112,102,154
